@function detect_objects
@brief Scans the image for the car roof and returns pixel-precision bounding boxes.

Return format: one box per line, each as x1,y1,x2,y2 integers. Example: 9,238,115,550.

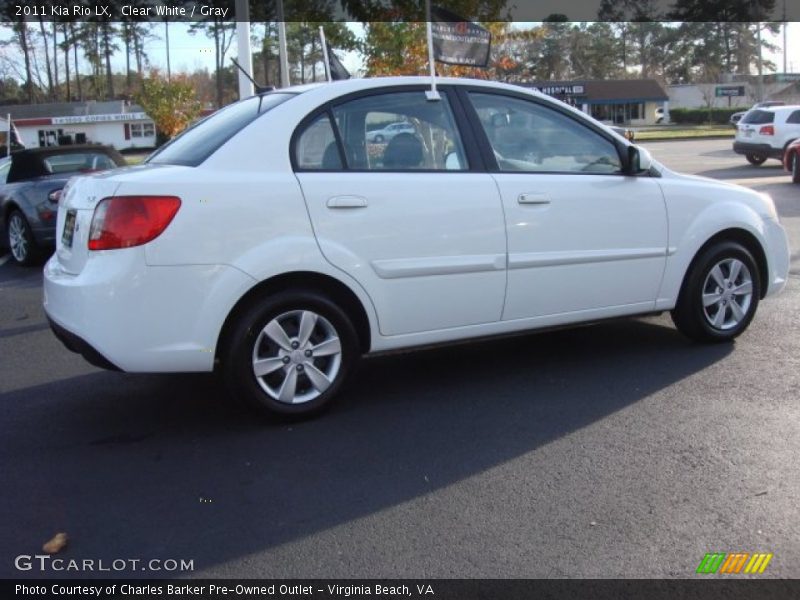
280,76,548,101
758,105,800,113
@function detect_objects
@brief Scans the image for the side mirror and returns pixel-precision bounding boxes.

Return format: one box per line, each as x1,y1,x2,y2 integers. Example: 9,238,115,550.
625,145,652,175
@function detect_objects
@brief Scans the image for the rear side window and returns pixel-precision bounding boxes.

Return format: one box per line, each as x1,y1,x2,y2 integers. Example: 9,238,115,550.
294,113,342,170
147,93,294,167
741,110,774,125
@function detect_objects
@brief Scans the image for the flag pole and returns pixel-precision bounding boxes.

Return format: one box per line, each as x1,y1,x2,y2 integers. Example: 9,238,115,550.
425,0,440,100
319,26,331,82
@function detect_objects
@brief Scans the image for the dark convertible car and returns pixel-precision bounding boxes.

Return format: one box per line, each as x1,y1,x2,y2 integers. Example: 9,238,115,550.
1,145,126,265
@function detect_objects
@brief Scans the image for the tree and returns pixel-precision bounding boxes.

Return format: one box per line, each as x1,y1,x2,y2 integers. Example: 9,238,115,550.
189,17,236,107
135,71,202,142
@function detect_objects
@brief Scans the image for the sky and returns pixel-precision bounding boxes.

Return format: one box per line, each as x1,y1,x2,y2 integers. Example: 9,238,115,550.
1,22,799,87
126,22,800,79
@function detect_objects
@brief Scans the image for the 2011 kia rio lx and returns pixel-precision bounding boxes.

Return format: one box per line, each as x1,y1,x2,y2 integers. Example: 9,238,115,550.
44,77,790,418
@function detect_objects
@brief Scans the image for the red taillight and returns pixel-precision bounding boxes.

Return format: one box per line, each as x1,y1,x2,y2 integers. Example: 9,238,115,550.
88,195,181,251
759,125,774,136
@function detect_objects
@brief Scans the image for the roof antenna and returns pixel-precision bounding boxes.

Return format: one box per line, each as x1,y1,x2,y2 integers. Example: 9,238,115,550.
231,58,275,94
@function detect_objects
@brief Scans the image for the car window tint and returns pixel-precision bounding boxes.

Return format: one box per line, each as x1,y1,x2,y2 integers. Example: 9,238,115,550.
148,93,294,167
786,110,800,124
330,91,468,171
295,113,342,170
741,110,775,124
468,92,621,174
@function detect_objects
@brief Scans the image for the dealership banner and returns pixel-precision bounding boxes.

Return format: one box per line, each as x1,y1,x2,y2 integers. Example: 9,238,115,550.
429,8,491,67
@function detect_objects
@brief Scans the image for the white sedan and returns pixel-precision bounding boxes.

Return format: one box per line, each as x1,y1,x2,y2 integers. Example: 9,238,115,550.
44,77,790,418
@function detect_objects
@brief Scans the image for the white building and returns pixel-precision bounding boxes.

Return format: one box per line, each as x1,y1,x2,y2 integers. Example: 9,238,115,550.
667,74,800,109
5,100,156,150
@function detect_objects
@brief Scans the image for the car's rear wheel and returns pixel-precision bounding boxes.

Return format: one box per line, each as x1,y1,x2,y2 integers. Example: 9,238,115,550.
671,241,760,343
6,210,40,266
222,291,359,418
745,154,767,166
792,152,800,184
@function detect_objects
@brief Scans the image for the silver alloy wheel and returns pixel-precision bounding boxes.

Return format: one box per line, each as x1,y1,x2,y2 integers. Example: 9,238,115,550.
701,258,753,330
8,213,28,263
251,309,342,404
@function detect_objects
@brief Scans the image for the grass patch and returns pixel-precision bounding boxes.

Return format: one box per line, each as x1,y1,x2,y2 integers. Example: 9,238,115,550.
121,152,150,165
634,126,735,141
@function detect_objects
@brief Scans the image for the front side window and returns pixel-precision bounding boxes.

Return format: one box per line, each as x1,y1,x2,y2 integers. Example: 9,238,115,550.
469,92,622,174
329,91,468,171
786,110,800,124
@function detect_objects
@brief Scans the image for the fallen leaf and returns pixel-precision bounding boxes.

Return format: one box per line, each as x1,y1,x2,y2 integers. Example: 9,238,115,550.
42,532,68,554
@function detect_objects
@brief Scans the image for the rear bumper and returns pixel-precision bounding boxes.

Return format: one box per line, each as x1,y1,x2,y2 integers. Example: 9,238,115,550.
43,250,256,373
732,142,783,159
48,316,121,371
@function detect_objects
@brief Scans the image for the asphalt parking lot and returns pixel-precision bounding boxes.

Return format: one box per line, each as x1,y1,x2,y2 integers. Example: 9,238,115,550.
1,138,798,579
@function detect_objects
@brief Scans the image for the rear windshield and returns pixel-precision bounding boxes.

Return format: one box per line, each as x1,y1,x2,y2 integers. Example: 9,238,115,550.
147,93,294,167
741,110,775,125
43,152,120,174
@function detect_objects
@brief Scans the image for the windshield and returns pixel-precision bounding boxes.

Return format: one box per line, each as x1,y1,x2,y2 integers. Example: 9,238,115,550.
147,93,295,166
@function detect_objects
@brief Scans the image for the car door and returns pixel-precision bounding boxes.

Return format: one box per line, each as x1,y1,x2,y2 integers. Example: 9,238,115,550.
461,89,668,321
293,88,507,336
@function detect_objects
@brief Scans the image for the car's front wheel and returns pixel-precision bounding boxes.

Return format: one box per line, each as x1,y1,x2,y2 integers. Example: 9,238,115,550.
6,210,40,266
745,154,767,166
671,241,761,343
222,291,359,418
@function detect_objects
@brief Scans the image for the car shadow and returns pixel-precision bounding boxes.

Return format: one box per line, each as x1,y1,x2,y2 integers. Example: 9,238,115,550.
0,317,732,578
695,164,785,181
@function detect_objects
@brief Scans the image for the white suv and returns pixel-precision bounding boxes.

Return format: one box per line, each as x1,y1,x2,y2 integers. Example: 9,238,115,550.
44,77,790,418
733,105,800,165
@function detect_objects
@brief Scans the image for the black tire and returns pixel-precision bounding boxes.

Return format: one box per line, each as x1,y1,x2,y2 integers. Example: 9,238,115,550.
222,290,359,419
671,241,761,343
745,154,767,166
792,152,800,184
373,134,384,143
6,210,41,267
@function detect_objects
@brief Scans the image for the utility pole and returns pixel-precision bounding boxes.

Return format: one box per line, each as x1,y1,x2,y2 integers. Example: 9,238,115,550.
235,0,254,99
783,0,788,74
277,0,290,88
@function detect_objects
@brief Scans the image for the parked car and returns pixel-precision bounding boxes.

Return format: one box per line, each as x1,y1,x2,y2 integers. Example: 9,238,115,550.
733,105,800,165
783,137,800,183
366,121,415,143
1,145,126,265
730,101,786,126
44,77,790,419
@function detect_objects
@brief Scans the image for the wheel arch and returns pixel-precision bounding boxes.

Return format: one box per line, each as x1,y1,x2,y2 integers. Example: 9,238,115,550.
215,270,372,365
679,228,769,301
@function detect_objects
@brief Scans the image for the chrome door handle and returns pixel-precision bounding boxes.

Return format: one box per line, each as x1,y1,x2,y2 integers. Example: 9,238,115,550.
518,193,550,205
327,196,368,209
